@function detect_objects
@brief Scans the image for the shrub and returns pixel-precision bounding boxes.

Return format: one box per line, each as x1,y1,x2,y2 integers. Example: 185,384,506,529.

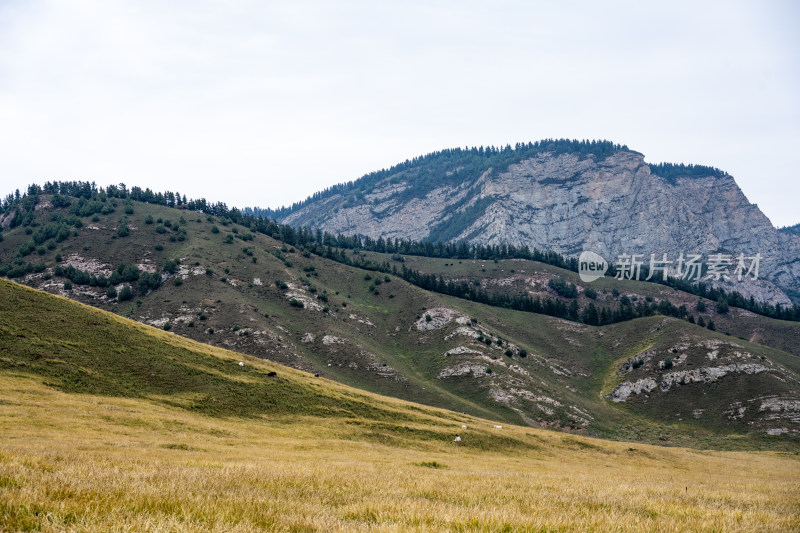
19,239,35,256
136,271,161,294
144,214,154,224
425,314,432,322
548,277,578,298
63,281,72,291
118,285,133,301
504,349,513,357
173,277,183,286
289,298,304,308
163,258,179,274
116,217,130,237
106,286,117,298
584,287,597,299
275,279,288,289
163,322,171,331
211,225,219,234
664,358,673,369
519,349,527,357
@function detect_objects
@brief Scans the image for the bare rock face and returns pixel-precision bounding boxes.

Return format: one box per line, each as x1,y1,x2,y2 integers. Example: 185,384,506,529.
279,147,800,304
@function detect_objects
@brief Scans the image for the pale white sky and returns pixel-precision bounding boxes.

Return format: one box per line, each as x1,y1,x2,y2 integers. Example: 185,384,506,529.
1,1,798,226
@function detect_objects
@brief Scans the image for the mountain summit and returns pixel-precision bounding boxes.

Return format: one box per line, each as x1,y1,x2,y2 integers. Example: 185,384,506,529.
266,140,800,305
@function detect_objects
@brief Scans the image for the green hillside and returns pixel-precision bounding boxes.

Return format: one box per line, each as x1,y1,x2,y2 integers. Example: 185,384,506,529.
0,278,507,448
1,194,799,448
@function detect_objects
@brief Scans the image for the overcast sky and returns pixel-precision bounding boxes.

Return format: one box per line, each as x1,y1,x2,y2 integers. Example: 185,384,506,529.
1,1,798,226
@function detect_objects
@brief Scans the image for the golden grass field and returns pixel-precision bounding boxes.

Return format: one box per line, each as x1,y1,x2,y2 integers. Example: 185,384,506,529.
1,279,799,532
2,372,799,532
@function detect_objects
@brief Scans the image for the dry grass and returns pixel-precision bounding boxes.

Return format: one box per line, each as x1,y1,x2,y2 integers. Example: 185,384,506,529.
2,374,799,532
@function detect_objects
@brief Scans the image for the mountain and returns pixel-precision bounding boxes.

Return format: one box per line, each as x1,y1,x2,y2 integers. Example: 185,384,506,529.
266,140,800,305
3,278,799,531
1,191,799,448
780,223,800,237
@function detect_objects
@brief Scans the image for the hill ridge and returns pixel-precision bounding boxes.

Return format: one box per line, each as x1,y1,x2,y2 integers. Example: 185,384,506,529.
2,191,800,448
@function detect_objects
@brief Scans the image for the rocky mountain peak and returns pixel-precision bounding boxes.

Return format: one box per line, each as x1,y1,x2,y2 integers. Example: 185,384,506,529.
272,141,799,305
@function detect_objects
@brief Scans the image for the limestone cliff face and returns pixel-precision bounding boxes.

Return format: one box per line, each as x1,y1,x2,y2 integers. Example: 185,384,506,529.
280,148,800,304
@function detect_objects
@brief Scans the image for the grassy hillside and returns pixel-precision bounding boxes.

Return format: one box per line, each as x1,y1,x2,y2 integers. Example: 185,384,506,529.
1,279,799,532
358,250,800,357
1,197,800,447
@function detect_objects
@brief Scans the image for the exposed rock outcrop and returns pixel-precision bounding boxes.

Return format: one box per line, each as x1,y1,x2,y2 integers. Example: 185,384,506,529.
279,147,800,305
